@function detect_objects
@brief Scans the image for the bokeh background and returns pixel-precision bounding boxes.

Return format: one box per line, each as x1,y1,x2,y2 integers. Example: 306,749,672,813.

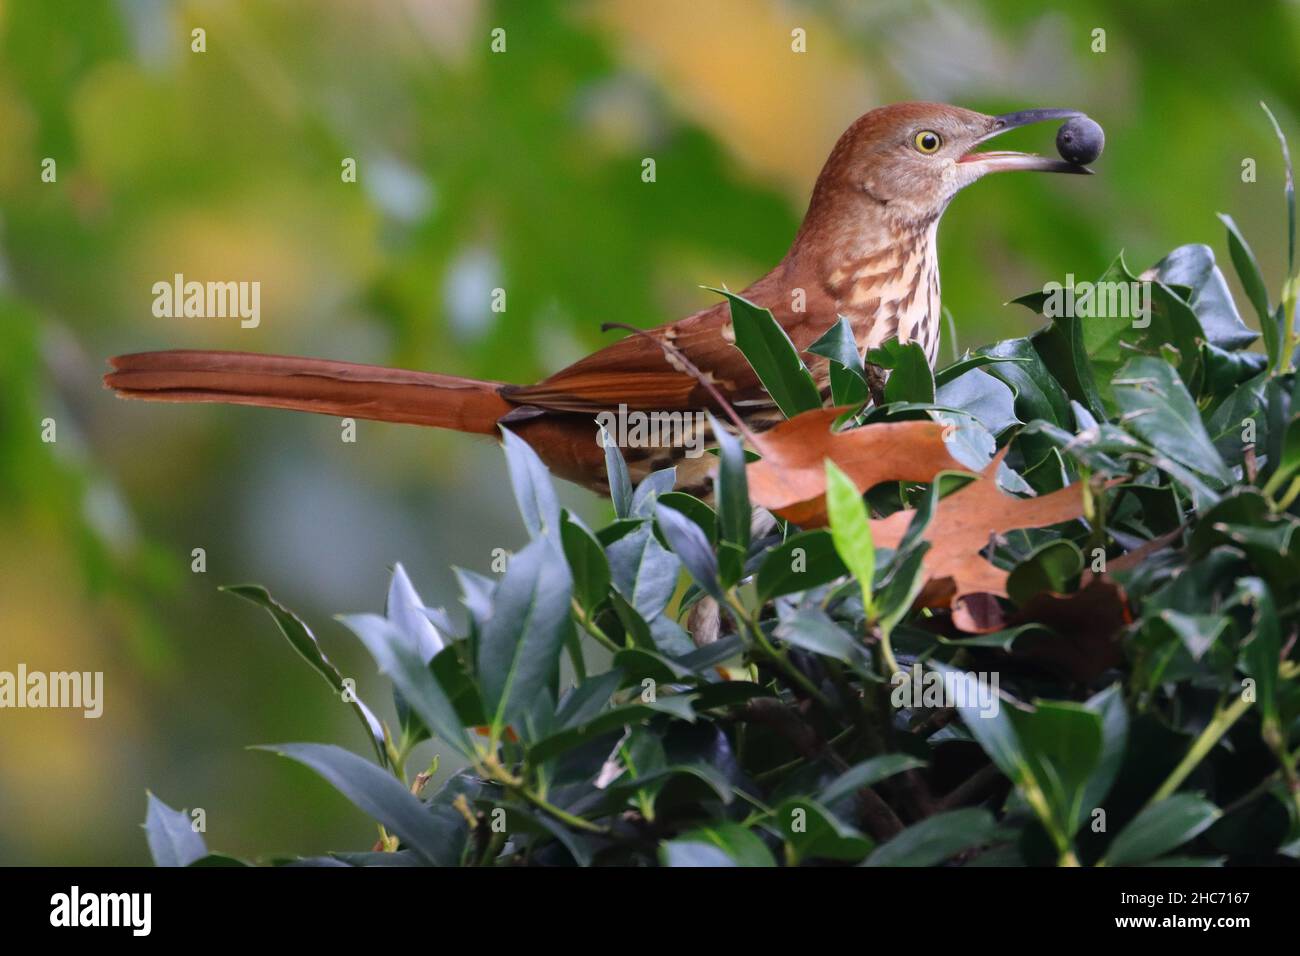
1,0,1298,865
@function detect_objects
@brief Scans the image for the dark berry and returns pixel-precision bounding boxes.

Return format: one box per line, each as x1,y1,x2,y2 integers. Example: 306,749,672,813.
1056,115,1104,165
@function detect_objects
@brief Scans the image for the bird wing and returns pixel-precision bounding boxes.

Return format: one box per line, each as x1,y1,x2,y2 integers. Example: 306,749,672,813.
504,282,838,415
503,300,769,414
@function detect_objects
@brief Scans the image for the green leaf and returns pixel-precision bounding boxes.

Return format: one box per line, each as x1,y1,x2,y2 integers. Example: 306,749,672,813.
771,799,873,863
867,339,934,404
657,491,718,544
809,316,870,405
1103,795,1222,867
525,697,696,764
710,412,751,555
386,563,444,662
976,337,1072,428
1016,701,1106,844
714,288,822,419
1016,255,1204,415
829,362,870,406
934,367,1019,437
144,792,207,867
554,669,624,729
1261,101,1295,277
499,425,561,539
862,809,997,867
630,466,676,517
224,585,387,764
655,503,722,600
756,529,848,601
934,352,1030,388
1148,609,1230,662
941,666,1103,852
808,315,865,373
774,607,873,675
825,459,875,617
258,743,457,865
1153,243,1258,351
873,542,929,635
661,823,776,867
340,613,473,758
1081,685,1129,816
600,424,634,519
501,802,596,866
659,841,737,867
820,754,927,806
561,514,611,612
1218,214,1274,354
477,536,574,741
1006,540,1083,605
1233,577,1282,727
1113,356,1233,487
606,523,681,623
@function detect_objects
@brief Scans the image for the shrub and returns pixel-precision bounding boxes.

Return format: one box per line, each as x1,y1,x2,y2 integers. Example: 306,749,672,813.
143,113,1300,868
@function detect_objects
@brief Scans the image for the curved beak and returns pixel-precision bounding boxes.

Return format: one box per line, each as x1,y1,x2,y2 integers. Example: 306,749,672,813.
959,108,1093,175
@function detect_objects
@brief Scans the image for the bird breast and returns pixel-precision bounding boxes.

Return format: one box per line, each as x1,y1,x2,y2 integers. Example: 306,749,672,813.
824,220,943,367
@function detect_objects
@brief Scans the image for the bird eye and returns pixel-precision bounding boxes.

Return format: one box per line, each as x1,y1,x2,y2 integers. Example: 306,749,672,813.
913,130,942,154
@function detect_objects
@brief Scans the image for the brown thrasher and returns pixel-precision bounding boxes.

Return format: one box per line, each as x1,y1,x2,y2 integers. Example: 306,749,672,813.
106,103,1089,496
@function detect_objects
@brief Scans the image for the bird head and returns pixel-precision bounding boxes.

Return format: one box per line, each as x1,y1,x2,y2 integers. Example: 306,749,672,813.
811,102,1092,228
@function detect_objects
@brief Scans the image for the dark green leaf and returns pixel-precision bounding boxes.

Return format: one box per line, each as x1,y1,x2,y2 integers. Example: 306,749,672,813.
710,413,751,554
655,503,722,600
500,425,561,538
258,743,457,865
631,467,676,517
714,288,822,419
600,424,634,519
561,514,611,612
771,799,872,863
144,792,207,868
862,809,997,867
1006,540,1083,605
756,529,848,601
1103,795,1222,867
774,607,872,675
867,339,934,405
661,823,776,867
820,754,926,806
224,585,387,764
1217,214,1274,353
341,613,473,758
825,460,875,616
1113,356,1233,487
658,491,718,544
934,352,1031,388
606,524,681,622
476,536,574,741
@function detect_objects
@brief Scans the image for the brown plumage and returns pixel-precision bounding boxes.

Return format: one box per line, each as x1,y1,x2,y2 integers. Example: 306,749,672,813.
105,102,1090,494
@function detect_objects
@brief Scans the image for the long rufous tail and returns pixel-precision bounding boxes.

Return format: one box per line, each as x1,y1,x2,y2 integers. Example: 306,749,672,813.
104,350,514,435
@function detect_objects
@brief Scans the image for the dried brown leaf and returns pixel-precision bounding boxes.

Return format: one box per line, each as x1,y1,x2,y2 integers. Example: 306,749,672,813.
745,408,968,526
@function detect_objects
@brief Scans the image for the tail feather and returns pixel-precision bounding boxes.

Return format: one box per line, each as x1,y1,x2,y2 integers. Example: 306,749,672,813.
104,350,513,435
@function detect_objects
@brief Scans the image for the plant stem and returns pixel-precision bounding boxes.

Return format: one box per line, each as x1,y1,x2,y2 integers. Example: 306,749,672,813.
520,788,610,834
572,600,621,652
729,594,832,707
1148,693,1254,806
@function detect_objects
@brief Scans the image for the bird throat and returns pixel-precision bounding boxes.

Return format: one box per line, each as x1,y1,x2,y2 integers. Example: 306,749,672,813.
824,217,942,367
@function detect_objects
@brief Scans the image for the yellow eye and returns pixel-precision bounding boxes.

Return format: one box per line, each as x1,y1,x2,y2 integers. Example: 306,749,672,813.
913,130,942,154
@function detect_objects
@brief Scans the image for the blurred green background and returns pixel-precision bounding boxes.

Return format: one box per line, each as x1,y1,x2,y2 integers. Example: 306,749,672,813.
1,0,1297,864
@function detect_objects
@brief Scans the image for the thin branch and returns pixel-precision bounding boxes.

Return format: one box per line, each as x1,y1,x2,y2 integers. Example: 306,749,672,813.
600,321,758,445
